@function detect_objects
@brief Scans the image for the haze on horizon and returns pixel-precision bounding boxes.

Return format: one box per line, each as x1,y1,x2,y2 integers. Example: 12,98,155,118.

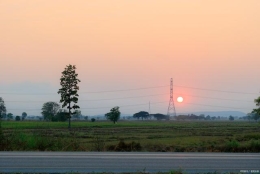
1,0,260,116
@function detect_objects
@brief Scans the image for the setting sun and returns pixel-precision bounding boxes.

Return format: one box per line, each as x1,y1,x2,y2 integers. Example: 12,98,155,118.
177,97,184,103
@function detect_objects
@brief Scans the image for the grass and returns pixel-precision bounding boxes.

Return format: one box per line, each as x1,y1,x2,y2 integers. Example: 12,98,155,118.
1,120,260,152
0,172,246,174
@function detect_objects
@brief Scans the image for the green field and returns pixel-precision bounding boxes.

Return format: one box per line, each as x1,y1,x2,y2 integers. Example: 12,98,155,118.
1,120,260,152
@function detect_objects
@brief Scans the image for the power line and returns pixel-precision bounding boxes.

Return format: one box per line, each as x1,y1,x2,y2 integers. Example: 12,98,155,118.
0,85,169,95
7,101,168,111
173,93,253,103
7,100,253,111
1,84,259,95
80,93,167,101
173,85,259,95
4,92,254,103
185,102,250,110
80,85,170,93
4,93,168,102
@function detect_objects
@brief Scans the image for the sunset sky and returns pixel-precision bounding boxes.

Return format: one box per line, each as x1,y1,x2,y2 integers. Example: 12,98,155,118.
1,0,260,116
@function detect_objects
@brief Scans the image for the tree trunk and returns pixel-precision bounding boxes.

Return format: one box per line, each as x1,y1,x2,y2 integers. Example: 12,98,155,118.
68,102,71,129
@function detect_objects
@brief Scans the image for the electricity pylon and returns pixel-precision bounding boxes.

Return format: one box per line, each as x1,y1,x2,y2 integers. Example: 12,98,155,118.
167,78,177,119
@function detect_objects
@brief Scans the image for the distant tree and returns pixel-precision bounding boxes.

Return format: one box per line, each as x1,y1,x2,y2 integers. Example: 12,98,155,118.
189,114,199,120
7,113,13,120
0,97,6,120
21,112,27,121
73,110,81,120
84,116,88,120
250,113,260,122
246,113,253,121
41,102,60,121
199,114,205,120
133,111,149,120
36,116,43,121
176,115,188,120
206,115,211,120
229,115,234,121
15,116,21,121
91,118,96,122
153,113,168,120
58,64,80,128
105,106,121,124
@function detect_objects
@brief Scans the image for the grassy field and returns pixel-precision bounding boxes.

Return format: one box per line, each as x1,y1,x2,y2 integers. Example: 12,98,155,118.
0,120,260,152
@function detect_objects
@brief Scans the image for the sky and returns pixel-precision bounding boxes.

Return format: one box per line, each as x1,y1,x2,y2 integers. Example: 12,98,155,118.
1,0,260,116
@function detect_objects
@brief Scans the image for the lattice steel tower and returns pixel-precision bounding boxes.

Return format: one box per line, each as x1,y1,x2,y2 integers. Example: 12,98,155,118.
167,78,177,119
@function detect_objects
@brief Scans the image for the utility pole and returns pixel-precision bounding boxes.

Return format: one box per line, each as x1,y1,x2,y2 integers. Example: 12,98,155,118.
149,101,151,119
149,101,151,114
167,78,177,119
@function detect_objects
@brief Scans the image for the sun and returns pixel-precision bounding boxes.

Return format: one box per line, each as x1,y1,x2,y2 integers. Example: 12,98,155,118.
177,97,183,103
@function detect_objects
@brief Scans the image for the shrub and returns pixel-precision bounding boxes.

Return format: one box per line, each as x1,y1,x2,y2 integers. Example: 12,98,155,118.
225,140,240,152
91,134,106,151
107,140,142,151
249,140,260,152
15,116,21,121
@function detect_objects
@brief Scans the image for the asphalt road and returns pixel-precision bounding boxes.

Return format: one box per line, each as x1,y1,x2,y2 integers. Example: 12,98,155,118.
0,152,259,173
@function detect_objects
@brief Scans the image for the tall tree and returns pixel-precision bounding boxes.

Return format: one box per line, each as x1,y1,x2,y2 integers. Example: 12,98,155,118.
105,106,121,124
58,64,80,128
21,112,27,121
41,102,60,121
0,97,6,120
251,96,260,122
0,97,6,138
252,97,260,114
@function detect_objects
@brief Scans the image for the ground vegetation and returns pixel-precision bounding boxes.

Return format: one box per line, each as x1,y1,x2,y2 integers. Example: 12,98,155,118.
0,121,259,152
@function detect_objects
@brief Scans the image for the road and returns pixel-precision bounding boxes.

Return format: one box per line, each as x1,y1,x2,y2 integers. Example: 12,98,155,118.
0,152,259,173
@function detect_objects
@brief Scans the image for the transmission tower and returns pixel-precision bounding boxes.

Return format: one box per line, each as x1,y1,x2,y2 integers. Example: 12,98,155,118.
167,78,177,119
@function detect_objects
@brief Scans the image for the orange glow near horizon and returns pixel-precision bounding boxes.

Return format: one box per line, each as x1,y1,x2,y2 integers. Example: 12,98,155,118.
1,0,260,115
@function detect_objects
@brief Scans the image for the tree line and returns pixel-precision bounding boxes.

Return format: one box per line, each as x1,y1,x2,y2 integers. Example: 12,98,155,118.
0,101,27,121
1,64,260,127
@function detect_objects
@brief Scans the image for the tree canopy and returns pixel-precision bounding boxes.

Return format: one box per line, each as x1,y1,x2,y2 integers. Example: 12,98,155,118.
133,111,149,120
229,115,234,121
41,102,60,121
54,109,69,122
153,113,168,120
105,106,121,124
7,113,13,120
0,97,6,120
22,112,27,120
58,64,80,128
